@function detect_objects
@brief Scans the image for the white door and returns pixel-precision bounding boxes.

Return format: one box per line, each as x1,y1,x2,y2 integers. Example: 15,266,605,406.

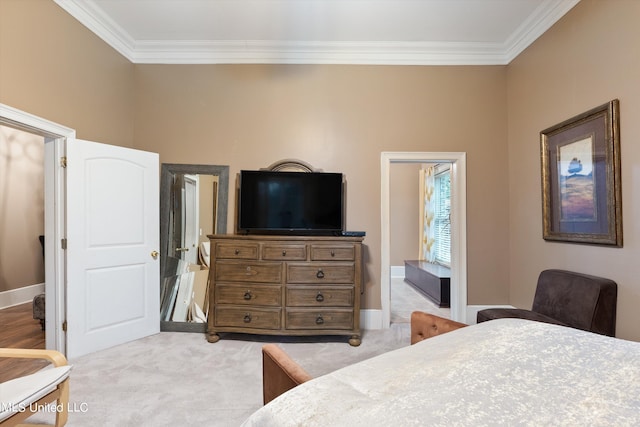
66,139,160,359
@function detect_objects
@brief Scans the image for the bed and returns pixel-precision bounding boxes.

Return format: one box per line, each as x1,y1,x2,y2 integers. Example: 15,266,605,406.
242,318,640,426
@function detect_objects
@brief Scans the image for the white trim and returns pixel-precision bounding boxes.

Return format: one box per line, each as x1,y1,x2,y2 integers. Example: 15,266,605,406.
0,104,74,138
381,152,468,326
362,306,514,329
360,309,383,330
0,284,45,309
53,0,136,60
53,0,579,65
504,0,581,63
0,103,75,355
131,40,510,65
390,265,405,279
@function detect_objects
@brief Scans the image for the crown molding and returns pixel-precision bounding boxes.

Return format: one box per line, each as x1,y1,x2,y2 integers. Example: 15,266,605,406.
503,0,581,63
54,0,580,66
54,0,137,59
130,40,509,65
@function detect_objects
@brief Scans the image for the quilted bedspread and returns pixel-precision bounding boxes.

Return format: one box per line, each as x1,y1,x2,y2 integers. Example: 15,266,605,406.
242,318,640,426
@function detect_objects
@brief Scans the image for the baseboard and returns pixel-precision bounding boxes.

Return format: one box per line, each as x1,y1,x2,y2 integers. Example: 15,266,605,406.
0,283,45,309
360,309,383,329
466,304,515,325
390,265,405,279
359,304,517,329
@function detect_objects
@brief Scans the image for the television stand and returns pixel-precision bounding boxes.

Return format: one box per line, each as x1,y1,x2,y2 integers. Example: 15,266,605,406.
206,234,364,346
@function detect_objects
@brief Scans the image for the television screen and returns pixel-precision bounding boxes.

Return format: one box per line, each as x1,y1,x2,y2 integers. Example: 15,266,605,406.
238,170,344,235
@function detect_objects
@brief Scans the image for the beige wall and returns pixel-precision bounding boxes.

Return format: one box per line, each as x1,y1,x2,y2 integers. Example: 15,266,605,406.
3,0,635,340
507,0,640,340
0,126,44,291
0,1,511,313
0,0,135,147
133,64,510,308
390,163,421,266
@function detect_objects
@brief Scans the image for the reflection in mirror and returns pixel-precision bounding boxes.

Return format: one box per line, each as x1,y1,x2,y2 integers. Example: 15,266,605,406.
159,164,229,331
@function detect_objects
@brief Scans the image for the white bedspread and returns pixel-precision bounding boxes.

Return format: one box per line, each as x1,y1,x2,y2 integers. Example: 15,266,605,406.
242,319,640,426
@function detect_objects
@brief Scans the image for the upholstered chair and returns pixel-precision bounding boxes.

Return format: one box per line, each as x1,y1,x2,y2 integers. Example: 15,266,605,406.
477,269,617,336
410,311,467,345
0,348,71,426
262,344,312,405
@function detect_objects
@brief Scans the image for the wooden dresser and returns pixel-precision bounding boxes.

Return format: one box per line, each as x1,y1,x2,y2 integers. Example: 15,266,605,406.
207,234,363,346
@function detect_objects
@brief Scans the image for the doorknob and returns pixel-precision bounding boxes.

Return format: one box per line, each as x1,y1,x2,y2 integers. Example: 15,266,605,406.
151,250,159,259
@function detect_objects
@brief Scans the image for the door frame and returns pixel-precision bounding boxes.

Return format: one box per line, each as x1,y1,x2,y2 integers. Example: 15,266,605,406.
182,174,199,265
381,152,467,326
0,103,74,354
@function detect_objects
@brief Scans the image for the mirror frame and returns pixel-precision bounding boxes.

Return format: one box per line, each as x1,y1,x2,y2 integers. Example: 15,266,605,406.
160,163,229,281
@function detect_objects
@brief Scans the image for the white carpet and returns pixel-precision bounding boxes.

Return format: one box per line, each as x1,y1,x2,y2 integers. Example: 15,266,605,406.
390,277,450,323
29,325,410,426
26,277,441,426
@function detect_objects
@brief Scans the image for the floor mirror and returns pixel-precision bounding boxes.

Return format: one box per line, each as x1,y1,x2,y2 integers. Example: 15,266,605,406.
159,163,229,332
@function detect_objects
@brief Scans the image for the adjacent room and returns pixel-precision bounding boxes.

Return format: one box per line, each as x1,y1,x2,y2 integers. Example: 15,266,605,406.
1,0,639,425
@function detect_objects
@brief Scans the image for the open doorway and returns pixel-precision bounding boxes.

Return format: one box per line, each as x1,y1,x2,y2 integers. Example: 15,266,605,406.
0,125,47,347
389,161,452,324
1,103,75,354
1,103,161,359
381,152,467,327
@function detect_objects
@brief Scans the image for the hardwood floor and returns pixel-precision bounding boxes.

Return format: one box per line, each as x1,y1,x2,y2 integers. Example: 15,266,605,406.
0,302,48,383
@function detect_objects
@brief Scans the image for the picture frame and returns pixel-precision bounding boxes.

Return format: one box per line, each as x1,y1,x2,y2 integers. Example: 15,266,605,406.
540,99,622,246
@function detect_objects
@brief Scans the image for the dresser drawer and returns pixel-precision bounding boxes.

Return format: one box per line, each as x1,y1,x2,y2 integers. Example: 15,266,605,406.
214,307,281,329
215,261,282,283
207,235,363,346
215,283,282,306
262,244,307,261
286,286,353,307
287,263,354,284
310,244,355,261
215,242,259,260
285,309,354,330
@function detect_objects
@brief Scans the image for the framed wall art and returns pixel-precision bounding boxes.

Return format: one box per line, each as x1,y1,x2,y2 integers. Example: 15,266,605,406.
540,99,622,246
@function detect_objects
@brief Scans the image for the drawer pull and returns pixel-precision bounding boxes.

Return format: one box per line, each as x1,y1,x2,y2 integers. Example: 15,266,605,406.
315,315,324,325
282,250,287,256
331,250,335,257
316,269,325,279
316,293,324,302
244,291,252,300
235,249,240,255
243,313,252,323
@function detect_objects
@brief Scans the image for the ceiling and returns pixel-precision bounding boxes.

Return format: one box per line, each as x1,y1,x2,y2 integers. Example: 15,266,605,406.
53,0,580,65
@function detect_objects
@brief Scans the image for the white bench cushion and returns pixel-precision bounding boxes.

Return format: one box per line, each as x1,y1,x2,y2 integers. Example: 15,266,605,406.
0,365,71,421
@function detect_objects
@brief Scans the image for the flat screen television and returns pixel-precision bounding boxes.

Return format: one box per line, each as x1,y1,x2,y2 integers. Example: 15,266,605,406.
237,170,344,235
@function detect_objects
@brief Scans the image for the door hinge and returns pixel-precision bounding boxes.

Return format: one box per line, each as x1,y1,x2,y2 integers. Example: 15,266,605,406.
61,238,67,250
60,157,67,168
62,321,67,332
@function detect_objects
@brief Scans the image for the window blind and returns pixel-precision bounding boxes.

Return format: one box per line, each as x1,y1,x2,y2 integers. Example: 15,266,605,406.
434,169,451,265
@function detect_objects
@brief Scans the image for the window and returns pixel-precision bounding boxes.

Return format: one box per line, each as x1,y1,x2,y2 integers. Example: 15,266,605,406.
433,166,451,266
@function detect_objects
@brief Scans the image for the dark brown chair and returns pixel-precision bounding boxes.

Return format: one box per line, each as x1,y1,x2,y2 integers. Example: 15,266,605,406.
262,344,313,405
410,311,467,344
477,269,617,336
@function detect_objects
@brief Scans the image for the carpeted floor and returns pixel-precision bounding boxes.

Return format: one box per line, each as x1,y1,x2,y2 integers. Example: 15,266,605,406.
28,277,444,426
30,325,410,426
390,277,450,323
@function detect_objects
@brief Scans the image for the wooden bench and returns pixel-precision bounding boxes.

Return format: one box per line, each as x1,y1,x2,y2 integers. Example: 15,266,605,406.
404,260,450,308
